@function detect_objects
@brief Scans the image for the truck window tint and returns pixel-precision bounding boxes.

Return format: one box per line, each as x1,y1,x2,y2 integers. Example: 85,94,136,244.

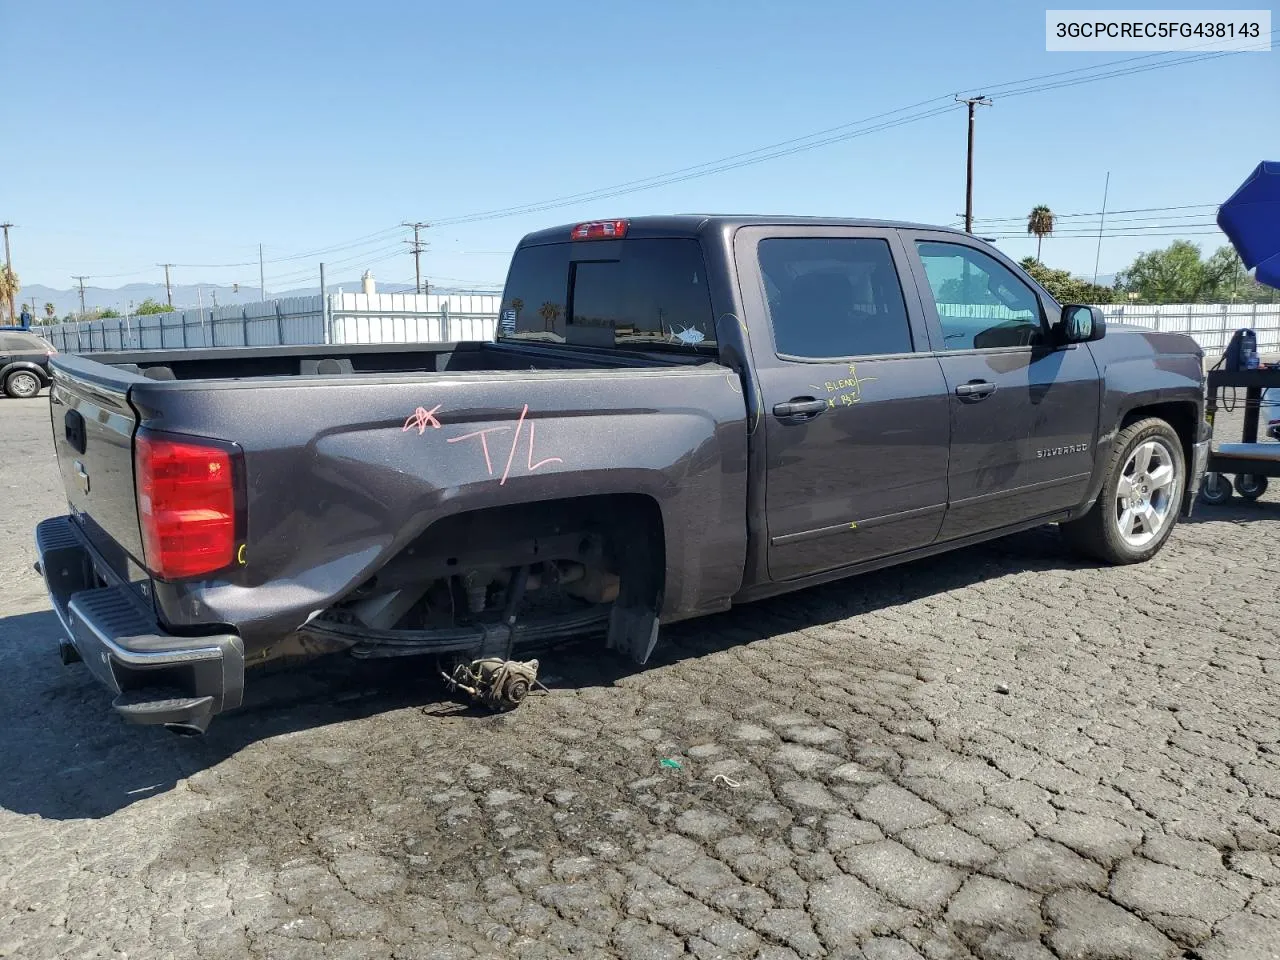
499,243,570,343
915,241,1043,350
568,239,715,349
757,238,912,359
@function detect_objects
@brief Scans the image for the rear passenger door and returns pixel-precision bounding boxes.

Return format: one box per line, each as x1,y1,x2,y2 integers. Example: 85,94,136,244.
735,226,951,582
904,232,1101,540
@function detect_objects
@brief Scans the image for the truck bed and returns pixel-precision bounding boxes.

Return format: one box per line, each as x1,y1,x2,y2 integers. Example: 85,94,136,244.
73,339,705,382
47,339,749,663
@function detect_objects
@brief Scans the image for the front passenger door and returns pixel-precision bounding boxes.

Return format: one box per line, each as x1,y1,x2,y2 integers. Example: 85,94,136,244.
906,234,1101,541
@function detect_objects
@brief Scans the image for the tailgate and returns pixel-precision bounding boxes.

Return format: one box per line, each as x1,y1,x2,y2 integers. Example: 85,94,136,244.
49,358,146,575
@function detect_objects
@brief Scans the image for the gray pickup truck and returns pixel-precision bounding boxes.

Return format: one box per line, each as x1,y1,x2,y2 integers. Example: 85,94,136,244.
35,216,1210,733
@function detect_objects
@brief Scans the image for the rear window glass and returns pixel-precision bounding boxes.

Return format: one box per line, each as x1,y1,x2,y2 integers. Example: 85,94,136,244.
0,333,50,352
499,239,715,351
497,244,570,344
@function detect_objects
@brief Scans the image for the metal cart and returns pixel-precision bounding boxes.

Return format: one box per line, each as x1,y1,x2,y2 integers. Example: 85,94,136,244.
1201,366,1280,504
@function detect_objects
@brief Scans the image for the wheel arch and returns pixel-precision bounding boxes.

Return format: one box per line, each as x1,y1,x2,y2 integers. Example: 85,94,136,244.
375,490,667,607
1119,400,1198,473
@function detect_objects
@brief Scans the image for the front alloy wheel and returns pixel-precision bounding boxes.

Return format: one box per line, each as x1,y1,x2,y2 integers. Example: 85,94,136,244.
1059,416,1185,565
1113,438,1178,549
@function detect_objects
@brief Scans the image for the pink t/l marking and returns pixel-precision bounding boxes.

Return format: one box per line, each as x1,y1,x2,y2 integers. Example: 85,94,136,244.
403,404,442,435
446,426,510,476
499,404,563,486
526,420,563,474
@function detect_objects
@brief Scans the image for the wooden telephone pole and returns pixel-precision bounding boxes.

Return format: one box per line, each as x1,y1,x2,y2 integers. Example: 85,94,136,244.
403,222,429,295
158,263,175,308
72,276,89,318
956,96,992,233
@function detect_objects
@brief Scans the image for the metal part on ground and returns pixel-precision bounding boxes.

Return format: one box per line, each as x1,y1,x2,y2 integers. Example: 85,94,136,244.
443,657,542,711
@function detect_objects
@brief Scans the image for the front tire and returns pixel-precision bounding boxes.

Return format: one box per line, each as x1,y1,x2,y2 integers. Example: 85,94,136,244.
1060,417,1185,564
3,370,42,399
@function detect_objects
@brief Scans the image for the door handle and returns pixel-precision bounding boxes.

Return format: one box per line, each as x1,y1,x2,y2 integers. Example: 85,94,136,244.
773,397,828,420
955,380,996,400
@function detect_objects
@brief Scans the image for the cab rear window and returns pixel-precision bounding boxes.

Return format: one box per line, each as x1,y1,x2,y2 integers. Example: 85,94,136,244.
498,239,716,350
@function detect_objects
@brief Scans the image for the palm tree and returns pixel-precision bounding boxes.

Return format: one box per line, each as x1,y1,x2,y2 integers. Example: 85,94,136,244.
537,301,562,332
0,266,18,321
1026,205,1055,261
43,302,56,321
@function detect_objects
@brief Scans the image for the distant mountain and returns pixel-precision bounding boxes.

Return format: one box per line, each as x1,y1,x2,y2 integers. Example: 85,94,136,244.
19,281,500,320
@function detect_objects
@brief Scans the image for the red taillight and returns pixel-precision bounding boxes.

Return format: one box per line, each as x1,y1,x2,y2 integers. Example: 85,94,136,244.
570,219,628,240
135,432,239,580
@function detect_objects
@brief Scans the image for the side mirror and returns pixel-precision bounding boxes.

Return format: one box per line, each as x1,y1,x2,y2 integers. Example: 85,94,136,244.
1058,304,1105,345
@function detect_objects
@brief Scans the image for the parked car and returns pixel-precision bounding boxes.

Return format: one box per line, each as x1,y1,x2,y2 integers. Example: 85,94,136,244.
34,216,1210,733
1,330,56,398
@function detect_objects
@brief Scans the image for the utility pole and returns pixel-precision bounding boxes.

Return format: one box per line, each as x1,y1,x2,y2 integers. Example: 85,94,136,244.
1,223,15,321
73,275,89,318
259,243,266,301
158,263,175,308
956,96,992,234
403,222,429,295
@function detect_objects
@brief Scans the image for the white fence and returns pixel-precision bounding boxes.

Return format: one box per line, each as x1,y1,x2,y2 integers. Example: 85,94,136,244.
938,301,1280,353
328,292,498,345
1095,303,1280,353
41,297,1280,357
43,292,501,353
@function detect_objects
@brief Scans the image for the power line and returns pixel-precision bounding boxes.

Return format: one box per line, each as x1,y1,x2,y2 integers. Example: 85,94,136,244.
41,29,1276,287
169,225,406,269
986,228,1225,240
429,40,1271,228
971,203,1219,224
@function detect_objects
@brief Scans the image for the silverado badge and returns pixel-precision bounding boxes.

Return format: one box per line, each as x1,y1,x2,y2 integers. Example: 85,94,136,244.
1037,443,1089,459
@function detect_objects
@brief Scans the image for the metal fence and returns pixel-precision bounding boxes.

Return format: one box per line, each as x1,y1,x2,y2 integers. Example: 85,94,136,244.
1095,303,1280,353
40,297,1280,358
42,292,501,353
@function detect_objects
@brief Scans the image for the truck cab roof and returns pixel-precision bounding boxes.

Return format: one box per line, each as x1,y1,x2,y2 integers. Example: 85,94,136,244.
517,215,971,246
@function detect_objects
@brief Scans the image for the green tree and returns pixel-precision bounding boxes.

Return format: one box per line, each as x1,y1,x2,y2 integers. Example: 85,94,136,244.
1114,240,1242,303
0,266,19,321
135,297,175,315
96,308,121,319
1026,205,1055,261
1019,257,1117,304
43,302,56,320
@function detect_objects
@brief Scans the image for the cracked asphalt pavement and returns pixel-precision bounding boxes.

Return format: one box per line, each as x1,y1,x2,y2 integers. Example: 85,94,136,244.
2,394,1279,960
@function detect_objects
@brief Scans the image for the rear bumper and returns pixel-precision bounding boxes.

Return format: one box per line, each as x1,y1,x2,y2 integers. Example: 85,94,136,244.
35,515,244,731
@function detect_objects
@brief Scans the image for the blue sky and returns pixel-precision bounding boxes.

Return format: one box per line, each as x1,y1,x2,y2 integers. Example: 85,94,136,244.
5,0,1277,296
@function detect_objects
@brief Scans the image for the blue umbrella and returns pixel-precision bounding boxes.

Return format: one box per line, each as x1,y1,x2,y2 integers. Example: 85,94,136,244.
1218,161,1280,289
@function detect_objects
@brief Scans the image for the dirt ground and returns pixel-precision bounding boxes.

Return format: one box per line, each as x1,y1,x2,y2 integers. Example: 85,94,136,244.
1,393,1278,960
